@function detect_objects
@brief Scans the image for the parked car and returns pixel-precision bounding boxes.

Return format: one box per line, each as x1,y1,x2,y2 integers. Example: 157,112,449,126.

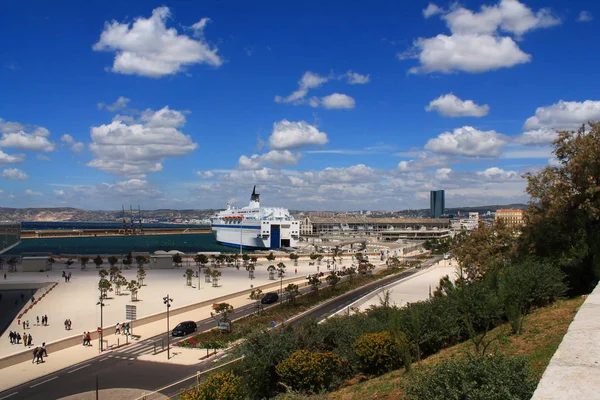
261,292,279,304
171,321,197,337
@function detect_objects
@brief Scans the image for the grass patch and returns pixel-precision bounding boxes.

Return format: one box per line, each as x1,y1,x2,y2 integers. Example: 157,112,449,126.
326,296,584,400
177,265,410,350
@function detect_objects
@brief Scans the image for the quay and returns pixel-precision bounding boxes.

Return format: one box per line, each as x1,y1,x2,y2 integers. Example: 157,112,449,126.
20,227,211,239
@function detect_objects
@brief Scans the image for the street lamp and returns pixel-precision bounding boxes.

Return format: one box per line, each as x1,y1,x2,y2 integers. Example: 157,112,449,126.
163,294,173,359
96,295,104,353
278,265,285,304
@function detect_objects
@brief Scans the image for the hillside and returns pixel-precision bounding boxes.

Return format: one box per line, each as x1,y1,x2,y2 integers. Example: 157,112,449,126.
324,297,583,400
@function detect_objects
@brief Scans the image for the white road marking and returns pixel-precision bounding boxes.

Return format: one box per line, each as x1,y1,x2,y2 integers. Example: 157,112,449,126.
67,363,91,374
0,392,18,400
29,376,58,388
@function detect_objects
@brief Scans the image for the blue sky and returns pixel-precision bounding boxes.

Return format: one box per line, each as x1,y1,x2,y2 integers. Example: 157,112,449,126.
1,0,599,211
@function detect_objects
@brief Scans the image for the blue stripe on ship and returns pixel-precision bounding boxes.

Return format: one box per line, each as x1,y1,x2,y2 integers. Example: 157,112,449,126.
211,224,261,230
217,241,268,250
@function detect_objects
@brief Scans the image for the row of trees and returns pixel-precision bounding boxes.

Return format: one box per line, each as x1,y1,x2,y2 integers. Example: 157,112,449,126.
98,266,146,302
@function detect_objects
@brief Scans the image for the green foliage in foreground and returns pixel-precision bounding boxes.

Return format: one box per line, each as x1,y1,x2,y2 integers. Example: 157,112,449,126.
405,354,537,400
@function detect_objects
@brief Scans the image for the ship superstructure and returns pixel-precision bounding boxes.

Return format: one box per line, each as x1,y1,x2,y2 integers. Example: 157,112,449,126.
210,187,299,250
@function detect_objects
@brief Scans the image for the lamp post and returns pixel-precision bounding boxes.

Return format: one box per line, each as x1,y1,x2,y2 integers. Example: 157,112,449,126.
198,265,201,291
163,294,173,359
239,216,244,258
96,295,104,353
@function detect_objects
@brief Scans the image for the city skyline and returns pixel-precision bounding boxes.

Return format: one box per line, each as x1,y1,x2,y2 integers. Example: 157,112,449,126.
1,0,599,211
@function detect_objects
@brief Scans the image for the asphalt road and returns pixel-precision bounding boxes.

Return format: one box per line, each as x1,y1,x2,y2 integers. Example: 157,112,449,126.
0,255,441,400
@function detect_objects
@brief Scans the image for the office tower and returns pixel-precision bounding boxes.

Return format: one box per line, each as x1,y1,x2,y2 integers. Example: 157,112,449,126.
430,190,445,218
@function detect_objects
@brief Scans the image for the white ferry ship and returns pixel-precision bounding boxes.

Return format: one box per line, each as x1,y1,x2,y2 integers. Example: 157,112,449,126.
210,187,299,250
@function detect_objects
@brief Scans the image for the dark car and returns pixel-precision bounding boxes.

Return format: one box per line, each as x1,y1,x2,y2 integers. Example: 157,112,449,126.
171,321,197,337
261,292,279,304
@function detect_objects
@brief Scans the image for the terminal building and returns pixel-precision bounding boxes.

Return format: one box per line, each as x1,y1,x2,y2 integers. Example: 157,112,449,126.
0,222,21,254
298,217,451,241
495,209,525,228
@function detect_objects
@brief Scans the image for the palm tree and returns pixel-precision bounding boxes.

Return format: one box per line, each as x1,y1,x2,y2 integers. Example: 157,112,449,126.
277,262,286,278
47,257,55,270
266,252,276,262
289,253,299,266
242,254,250,267
123,253,133,269
204,266,212,283
267,265,276,280
98,269,108,279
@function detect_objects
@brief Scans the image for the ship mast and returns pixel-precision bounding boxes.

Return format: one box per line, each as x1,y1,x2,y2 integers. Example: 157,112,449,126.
138,205,143,234
122,205,128,235
130,205,136,235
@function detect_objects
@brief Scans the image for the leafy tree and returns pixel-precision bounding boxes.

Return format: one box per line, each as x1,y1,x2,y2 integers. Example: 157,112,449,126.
451,220,516,282
346,267,356,281
250,289,263,314
127,280,140,301
47,257,55,269
267,265,276,280
352,331,403,375
246,263,256,279
211,302,233,323
184,268,194,286
211,269,222,287
195,253,208,266
135,255,147,269
93,255,103,269
107,256,119,268
137,266,147,285
276,350,344,394
326,273,340,290
309,253,318,262
289,253,299,266
65,259,74,269
308,276,321,294
114,274,128,295
80,256,90,270
285,283,300,304
98,269,108,279
250,256,258,265
172,253,183,267
242,254,250,265
267,252,276,262
179,371,246,400
122,253,133,269
277,262,286,278
520,123,600,295
98,278,112,299
405,354,536,400
109,266,120,282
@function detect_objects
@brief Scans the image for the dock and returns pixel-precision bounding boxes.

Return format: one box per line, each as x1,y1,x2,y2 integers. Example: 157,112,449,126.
20,227,211,239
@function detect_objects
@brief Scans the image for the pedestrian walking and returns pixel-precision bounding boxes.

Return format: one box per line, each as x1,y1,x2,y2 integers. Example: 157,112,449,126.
85,332,91,346
115,322,120,335
68,319,72,330
82,332,86,346
37,316,40,325
23,333,27,347
9,331,13,344
16,333,21,344
3,273,6,279
44,315,48,326
64,319,68,330
28,334,32,346
32,347,39,364
41,342,48,357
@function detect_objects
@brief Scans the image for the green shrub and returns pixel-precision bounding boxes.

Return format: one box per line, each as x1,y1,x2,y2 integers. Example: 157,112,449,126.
352,331,403,375
405,354,536,400
276,350,344,393
179,371,245,400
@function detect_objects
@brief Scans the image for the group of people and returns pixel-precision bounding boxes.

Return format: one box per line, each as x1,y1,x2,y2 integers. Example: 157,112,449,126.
32,343,48,364
63,319,73,330
61,271,72,282
82,332,92,346
36,315,49,326
8,331,31,345
115,322,131,335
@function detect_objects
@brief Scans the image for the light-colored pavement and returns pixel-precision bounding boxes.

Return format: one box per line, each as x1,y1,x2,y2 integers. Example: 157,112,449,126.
532,282,600,400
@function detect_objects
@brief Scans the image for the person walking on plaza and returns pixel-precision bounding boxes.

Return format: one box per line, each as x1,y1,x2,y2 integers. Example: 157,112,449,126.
16,333,21,344
44,314,48,326
64,319,68,330
23,332,27,347
41,342,48,357
32,347,39,364
28,333,32,347
115,322,120,335
9,331,13,344
68,319,72,330
82,332,87,346
85,332,91,346
36,316,40,326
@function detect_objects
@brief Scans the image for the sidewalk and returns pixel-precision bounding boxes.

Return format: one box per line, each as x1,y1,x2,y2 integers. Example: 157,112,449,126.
0,274,311,393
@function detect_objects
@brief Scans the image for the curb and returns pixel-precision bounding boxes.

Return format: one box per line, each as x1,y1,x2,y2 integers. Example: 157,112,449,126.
17,282,58,319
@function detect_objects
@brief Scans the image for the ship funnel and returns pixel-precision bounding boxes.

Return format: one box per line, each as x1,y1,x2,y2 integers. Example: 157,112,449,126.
250,185,260,203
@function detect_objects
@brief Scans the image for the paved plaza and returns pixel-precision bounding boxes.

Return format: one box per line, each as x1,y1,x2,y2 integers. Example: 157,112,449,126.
0,257,333,358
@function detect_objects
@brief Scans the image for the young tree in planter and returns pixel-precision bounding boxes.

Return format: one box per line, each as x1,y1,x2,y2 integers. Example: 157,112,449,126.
211,270,221,287
246,263,255,279
242,254,250,267
127,280,141,301
346,266,357,281
65,259,74,269
98,278,112,299
93,255,104,269
123,253,133,269
317,254,324,266
184,268,194,286
266,252,276,262
210,254,218,267
249,289,263,314
107,256,119,269
137,266,147,286
47,257,55,270
98,269,108,279
309,253,318,263
326,273,340,290
289,253,299,266
194,253,207,266
204,267,212,283
308,275,321,294
267,265,276,280
109,266,120,283
285,283,300,304
80,256,90,270
211,302,234,323
277,262,286,278
114,274,128,295
7,257,18,272
135,255,147,269
231,253,239,268
172,253,183,268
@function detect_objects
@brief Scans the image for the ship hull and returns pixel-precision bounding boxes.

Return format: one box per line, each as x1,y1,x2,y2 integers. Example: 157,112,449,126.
211,220,299,250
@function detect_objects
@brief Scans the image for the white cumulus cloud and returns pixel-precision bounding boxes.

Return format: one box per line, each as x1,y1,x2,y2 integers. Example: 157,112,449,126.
98,96,131,111
24,189,43,196
423,4,443,18
425,126,507,157
93,7,222,78
321,93,356,109
238,150,301,170
275,71,330,104
2,168,28,180
0,149,26,164
425,94,489,117
88,106,198,177
344,71,370,84
477,167,519,182
578,11,593,22
435,167,452,180
268,120,328,150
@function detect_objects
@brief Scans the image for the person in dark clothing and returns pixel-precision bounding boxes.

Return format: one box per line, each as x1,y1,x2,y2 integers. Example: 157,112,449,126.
28,334,33,346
